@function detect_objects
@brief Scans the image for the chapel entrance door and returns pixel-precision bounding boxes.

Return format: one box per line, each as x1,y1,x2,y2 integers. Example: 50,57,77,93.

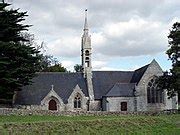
48,99,57,110
121,102,127,111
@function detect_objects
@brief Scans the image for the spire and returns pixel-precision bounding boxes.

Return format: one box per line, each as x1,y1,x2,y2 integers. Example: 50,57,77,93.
84,9,88,31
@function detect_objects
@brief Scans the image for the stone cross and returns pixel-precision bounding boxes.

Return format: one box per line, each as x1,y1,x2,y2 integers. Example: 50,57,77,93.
51,84,54,90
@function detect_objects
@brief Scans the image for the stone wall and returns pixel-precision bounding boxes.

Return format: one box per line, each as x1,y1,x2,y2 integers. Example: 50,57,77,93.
89,100,101,111
66,85,88,111
0,108,178,116
136,60,178,111
136,60,164,111
40,89,65,111
105,97,135,112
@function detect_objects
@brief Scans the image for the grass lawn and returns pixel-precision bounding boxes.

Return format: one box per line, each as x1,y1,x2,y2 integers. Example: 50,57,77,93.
0,114,179,135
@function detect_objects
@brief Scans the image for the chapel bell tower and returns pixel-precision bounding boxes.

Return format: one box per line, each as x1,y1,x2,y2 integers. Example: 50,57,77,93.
81,9,94,101
81,9,92,78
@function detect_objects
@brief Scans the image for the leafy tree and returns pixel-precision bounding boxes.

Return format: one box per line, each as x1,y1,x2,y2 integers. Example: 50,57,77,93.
158,22,180,98
74,64,82,72
22,33,68,72
0,2,41,104
42,63,67,72
40,55,68,72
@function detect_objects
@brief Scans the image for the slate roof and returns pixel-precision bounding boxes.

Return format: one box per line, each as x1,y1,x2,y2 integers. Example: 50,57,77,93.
15,64,150,105
105,83,136,97
15,72,88,105
92,71,134,99
130,64,149,84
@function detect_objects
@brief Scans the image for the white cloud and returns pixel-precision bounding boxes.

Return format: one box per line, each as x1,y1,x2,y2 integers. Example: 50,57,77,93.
92,60,107,70
13,0,180,57
92,32,105,46
94,17,170,57
61,60,75,71
104,17,148,37
128,65,142,71
48,36,80,57
12,0,180,70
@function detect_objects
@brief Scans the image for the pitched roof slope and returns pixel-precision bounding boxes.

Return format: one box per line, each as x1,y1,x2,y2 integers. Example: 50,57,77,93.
92,71,134,99
15,64,150,105
105,83,135,97
130,64,149,84
15,72,88,105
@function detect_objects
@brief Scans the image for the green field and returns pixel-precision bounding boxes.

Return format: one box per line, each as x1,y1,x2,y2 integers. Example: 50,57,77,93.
0,114,179,135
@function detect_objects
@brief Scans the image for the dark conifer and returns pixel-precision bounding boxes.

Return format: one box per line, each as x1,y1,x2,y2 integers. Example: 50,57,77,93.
0,2,41,104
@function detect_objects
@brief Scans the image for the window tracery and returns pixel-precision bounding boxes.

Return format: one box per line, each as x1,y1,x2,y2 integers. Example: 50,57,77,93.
74,93,81,109
147,77,164,103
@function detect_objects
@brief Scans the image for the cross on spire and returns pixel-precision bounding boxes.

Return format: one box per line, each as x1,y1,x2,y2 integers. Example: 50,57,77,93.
84,9,88,30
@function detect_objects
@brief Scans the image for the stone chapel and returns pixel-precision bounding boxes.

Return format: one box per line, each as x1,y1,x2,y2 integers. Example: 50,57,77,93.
14,10,178,112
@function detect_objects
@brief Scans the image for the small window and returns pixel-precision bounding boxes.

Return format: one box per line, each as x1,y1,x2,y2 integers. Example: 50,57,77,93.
85,50,89,56
74,93,81,109
85,57,89,60
121,102,127,111
85,61,89,67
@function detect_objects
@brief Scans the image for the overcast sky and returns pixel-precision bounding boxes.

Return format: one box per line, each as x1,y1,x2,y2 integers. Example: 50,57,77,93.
12,0,180,71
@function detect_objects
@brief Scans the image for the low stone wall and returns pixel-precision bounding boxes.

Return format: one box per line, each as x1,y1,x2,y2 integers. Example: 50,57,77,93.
0,108,178,116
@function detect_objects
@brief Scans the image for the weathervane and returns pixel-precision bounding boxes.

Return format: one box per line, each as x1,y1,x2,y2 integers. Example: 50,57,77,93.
85,9,87,18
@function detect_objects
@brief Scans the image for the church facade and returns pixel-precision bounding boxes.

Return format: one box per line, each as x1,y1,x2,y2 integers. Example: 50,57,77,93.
14,10,178,112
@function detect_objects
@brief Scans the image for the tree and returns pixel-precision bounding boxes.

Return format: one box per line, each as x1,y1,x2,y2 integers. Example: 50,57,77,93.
74,64,82,72
0,2,41,104
42,63,67,72
158,22,180,98
22,34,68,73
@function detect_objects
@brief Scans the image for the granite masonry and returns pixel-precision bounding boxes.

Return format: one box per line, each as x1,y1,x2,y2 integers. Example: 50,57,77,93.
13,10,178,112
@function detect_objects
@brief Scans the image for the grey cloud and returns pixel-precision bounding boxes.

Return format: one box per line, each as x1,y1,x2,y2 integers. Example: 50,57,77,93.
12,0,180,58
98,38,165,57
94,20,168,57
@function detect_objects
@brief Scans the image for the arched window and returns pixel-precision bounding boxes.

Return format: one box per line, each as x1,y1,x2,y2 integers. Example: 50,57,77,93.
85,57,89,67
48,99,57,110
147,77,164,103
85,57,89,60
74,93,81,109
85,50,89,56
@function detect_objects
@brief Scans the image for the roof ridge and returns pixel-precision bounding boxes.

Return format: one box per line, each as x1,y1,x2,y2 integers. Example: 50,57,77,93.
115,82,136,84
134,64,150,71
92,71,134,72
36,72,83,74
130,64,150,84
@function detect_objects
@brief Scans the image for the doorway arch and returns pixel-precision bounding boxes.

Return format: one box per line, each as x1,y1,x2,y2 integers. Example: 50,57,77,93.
48,99,57,110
